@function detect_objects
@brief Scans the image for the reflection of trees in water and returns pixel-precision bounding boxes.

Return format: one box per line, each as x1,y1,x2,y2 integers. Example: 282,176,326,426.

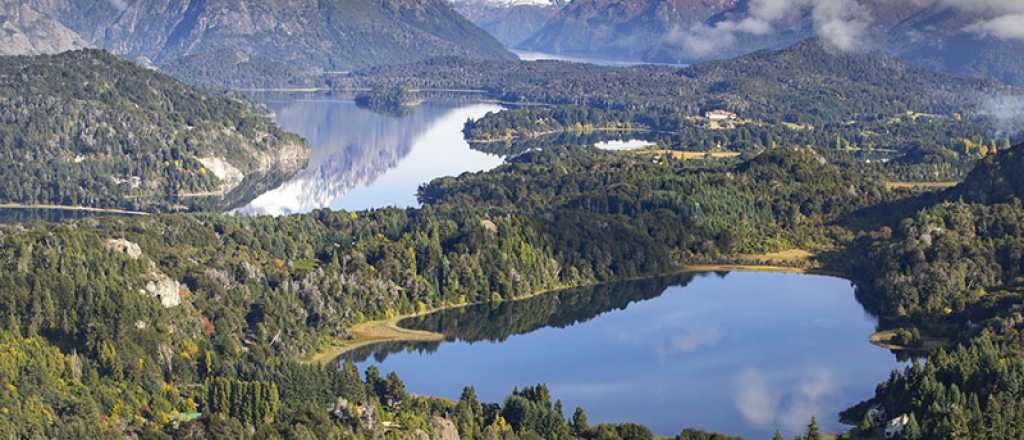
469,131,665,157
240,97,451,215
343,272,721,363
0,208,119,224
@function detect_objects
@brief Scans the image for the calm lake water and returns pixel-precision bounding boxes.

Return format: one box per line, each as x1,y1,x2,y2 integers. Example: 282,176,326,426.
239,96,505,215
346,271,902,438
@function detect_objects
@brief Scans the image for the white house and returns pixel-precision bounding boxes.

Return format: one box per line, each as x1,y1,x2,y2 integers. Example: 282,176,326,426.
704,110,738,120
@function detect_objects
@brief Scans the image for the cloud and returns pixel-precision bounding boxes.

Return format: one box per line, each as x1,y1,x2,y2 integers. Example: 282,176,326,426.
812,0,873,51
976,93,1024,137
964,14,1024,40
662,0,875,56
661,0,1024,58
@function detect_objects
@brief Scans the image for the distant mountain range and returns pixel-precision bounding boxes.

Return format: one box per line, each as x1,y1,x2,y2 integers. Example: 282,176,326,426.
0,0,515,75
501,0,1024,85
450,0,566,47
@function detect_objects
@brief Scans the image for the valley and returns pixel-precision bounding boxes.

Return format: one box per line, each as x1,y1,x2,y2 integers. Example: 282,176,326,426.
1,2,1024,439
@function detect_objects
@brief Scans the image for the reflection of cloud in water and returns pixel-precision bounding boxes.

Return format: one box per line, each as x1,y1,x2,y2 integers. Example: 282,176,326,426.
736,369,777,427
735,366,839,435
664,327,722,354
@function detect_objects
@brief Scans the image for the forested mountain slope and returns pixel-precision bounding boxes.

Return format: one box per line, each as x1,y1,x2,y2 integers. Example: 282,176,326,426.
0,50,307,211
349,39,1008,121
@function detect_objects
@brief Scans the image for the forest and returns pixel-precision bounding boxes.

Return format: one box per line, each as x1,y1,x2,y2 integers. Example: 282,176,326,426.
0,145,900,438
5,141,1024,438
0,50,307,212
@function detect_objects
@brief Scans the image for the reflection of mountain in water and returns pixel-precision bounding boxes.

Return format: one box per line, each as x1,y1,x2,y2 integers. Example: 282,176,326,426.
343,272,713,363
239,97,503,215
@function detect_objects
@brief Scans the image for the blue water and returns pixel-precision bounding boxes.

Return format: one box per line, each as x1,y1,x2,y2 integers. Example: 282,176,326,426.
240,95,504,215
349,271,901,438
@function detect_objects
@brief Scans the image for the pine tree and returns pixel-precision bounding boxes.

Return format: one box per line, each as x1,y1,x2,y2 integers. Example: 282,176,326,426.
805,416,821,440
571,406,589,434
902,413,922,440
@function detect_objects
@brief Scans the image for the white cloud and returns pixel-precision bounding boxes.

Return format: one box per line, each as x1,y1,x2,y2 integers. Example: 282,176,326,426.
977,93,1024,137
660,0,1024,57
812,0,873,52
965,13,1024,40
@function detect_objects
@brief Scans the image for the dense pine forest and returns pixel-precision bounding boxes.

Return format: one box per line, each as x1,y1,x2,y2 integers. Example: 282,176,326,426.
0,50,308,212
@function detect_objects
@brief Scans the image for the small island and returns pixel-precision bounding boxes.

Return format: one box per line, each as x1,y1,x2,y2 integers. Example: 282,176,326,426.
355,86,423,115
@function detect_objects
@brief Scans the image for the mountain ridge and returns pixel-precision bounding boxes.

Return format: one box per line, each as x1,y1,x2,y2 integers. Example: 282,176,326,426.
0,0,516,77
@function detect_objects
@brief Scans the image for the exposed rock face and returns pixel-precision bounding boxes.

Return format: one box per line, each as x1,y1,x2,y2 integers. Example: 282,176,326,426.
431,417,460,440
105,238,143,259
0,2,89,56
144,271,183,308
104,238,184,308
198,157,245,195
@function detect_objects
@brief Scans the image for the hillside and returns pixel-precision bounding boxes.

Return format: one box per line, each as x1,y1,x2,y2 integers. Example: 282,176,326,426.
0,0,515,84
0,50,308,212
952,143,1024,205
516,0,1024,84
348,39,1007,119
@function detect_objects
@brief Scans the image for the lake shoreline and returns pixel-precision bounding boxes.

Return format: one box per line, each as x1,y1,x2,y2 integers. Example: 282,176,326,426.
0,203,150,216
304,259,842,366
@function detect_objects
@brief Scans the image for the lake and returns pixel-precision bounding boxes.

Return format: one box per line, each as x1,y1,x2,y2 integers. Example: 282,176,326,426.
346,271,902,438
239,95,505,215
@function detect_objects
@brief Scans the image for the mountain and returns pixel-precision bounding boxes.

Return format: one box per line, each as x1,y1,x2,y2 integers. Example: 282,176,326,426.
0,0,515,77
0,2,89,56
519,0,740,60
517,0,1024,85
450,0,566,47
0,50,308,212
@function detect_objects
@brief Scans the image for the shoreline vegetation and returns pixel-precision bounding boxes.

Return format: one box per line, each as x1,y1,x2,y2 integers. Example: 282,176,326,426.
305,253,831,366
